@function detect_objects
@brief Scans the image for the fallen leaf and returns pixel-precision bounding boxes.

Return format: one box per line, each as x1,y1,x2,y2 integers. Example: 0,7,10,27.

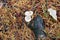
48,8,57,20
0,3,3,9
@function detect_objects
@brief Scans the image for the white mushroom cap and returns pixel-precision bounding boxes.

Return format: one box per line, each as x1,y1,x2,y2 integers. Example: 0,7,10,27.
25,16,32,22
25,11,33,16
29,11,33,16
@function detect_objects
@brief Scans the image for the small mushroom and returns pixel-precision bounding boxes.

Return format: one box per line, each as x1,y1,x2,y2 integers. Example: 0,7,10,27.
25,16,32,22
25,11,33,22
25,11,33,16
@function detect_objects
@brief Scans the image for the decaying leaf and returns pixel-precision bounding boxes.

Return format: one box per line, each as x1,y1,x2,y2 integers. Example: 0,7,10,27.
28,15,46,40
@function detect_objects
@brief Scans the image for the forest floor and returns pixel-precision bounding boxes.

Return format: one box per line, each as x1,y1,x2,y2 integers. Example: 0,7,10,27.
0,0,60,40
